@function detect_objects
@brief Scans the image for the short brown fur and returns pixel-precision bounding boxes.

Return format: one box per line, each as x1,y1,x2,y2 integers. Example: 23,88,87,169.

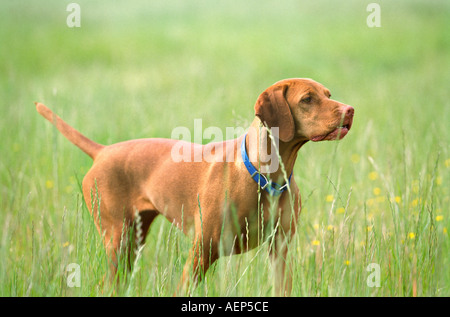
36,78,354,295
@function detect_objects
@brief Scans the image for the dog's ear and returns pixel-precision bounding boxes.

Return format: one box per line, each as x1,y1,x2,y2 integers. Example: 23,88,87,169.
254,84,295,142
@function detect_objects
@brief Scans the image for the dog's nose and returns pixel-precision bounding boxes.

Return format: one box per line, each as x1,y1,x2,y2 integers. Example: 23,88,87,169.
344,105,355,117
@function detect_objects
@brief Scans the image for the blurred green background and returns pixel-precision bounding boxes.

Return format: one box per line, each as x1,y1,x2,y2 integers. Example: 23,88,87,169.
0,0,448,296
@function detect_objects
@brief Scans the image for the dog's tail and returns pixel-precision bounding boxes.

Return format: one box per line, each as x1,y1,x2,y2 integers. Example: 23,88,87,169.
35,102,104,160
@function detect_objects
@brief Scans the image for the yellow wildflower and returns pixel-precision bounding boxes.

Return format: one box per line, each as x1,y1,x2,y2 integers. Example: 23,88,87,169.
366,198,375,207
45,180,54,189
373,187,381,196
351,154,360,164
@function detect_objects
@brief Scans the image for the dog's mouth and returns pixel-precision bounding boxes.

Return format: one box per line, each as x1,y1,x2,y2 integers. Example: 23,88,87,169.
311,120,353,142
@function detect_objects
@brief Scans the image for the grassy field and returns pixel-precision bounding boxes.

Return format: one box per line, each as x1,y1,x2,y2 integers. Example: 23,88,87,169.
0,0,449,297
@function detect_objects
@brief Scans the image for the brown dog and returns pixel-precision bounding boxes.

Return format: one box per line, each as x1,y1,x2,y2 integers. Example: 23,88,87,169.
36,78,354,295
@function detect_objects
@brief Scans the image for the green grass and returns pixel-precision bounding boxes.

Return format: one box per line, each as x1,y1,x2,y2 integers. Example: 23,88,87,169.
0,0,449,296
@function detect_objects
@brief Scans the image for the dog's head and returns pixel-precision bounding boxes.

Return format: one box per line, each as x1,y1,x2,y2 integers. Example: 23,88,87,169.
254,78,354,143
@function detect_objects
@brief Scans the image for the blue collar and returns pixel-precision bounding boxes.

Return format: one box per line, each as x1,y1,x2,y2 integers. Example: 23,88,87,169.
241,134,292,196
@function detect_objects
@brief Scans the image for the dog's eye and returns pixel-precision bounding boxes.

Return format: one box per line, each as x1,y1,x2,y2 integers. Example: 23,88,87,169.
302,96,312,104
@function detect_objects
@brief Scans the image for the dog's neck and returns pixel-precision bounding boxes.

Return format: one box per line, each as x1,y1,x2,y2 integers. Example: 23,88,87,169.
245,118,307,184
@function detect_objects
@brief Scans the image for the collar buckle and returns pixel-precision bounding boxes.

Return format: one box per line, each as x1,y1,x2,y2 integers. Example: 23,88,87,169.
241,134,292,196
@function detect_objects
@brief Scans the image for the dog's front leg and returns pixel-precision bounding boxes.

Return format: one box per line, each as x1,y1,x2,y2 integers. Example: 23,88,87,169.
270,234,293,296
176,233,218,295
